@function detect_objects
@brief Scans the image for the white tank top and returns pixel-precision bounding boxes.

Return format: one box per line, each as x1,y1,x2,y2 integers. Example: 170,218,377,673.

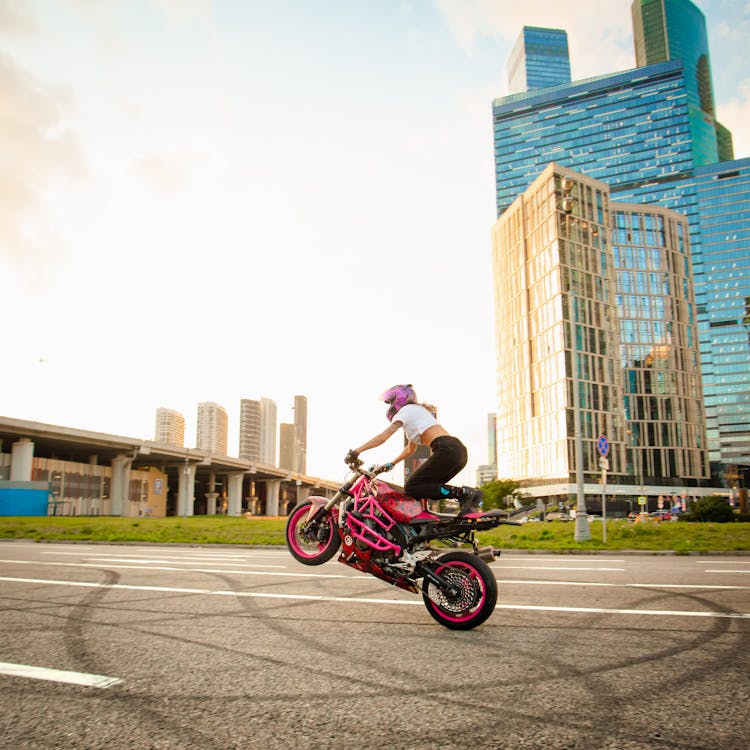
392,403,437,442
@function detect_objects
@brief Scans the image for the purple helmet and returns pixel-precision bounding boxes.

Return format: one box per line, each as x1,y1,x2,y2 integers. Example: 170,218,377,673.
379,384,417,422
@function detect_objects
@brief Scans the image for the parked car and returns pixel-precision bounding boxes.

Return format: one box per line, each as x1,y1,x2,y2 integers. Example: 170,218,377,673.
649,509,674,522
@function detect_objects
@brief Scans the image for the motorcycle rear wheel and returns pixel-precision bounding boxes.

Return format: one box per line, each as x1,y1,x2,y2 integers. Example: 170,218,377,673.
421,550,497,630
286,501,341,565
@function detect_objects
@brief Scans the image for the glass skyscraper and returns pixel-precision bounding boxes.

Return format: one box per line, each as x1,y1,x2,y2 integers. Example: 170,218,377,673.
507,27,571,95
694,159,750,471
492,4,750,482
491,164,707,500
493,60,693,218
631,0,733,163
613,201,707,484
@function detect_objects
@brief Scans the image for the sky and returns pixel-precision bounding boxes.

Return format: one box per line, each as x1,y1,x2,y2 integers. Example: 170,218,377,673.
1,0,749,486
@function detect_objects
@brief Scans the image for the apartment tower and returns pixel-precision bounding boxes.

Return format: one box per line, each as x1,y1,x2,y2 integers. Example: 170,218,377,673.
196,402,228,455
239,397,277,465
154,408,185,447
293,395,307,474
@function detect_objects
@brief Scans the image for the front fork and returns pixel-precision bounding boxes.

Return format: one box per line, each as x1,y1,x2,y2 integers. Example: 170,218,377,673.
303,486,353,533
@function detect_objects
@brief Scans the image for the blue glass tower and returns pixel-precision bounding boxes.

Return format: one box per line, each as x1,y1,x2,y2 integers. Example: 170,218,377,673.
493,61,693,218
693,160,750,470
507,27,571,94
631,0,733,163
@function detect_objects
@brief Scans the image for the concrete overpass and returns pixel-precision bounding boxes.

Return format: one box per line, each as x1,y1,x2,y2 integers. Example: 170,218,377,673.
0,416,340,517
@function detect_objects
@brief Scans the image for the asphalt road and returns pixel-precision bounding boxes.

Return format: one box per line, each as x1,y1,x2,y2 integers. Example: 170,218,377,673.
0,541,748,750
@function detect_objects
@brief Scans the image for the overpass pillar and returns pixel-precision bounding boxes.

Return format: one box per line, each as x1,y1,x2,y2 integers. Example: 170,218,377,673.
206,493,219,515
227,473,244,516
298,486,310,503
177,463,197,516
10,439,34,481
110,455,133,516
265,480,281,516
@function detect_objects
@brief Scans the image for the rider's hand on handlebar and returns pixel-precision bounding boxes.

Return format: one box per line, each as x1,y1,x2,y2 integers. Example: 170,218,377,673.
345,449,360,465
368,462,394,475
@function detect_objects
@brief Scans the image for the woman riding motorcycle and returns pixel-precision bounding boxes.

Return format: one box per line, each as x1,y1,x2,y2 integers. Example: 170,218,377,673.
346,384,483,516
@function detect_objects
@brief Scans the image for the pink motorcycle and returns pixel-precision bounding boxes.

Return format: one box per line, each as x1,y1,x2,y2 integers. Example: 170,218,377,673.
286,457,517,630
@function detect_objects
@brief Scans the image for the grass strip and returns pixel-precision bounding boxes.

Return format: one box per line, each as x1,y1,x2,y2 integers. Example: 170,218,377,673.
0,516,748,552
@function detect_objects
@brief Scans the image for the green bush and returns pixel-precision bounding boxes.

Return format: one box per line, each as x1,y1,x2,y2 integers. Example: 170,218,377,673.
681,496,735,523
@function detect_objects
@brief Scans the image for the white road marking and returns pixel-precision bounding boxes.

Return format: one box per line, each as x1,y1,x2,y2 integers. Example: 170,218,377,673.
0,661,122,688
1,575,748,619
696,560,750,564
3,559,747,590
501,557,627,562
493,565,625,571
495,603,750,619
0,559,350,579
705,569,750,574
40,550,286,564
496,579,749,590
85,558,286,568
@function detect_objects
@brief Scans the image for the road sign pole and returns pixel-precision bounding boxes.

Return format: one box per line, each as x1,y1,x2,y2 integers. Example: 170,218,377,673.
602,487,607,543
597,436,610,544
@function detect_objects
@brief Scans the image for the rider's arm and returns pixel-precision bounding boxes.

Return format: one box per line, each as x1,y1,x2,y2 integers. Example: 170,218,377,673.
390,440,418,467
353,421,401,454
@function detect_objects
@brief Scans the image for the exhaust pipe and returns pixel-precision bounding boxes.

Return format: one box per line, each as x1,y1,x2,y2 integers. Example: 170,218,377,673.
474,546,499,562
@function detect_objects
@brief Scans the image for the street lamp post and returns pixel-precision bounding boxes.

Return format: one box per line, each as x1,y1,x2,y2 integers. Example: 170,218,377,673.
182,456,190,518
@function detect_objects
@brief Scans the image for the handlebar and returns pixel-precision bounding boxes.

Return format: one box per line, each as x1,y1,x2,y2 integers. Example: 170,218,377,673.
344,457,389,478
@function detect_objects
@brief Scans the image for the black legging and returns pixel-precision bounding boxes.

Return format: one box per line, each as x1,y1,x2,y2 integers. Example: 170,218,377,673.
404,436,467,500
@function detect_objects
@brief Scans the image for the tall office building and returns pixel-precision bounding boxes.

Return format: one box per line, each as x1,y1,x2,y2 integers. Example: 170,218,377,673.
476,413,498,486
631,0,733,163
613,199,708,482
693,159,750,471
239,397,277,465
293,395,307,474
239,399,261,463
492,4,749,478
491,164,707,497
493,60,694,218
196,402,228,455
154,408,185,447
259,397,277,466
279,423,295,471
507,27,571,95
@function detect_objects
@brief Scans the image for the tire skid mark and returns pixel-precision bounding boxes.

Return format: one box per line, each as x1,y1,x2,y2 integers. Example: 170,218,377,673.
4,586,745,750
63,568,119,677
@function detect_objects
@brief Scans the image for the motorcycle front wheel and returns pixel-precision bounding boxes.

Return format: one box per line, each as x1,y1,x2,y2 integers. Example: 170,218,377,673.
286,501,341,565
422,550,498,630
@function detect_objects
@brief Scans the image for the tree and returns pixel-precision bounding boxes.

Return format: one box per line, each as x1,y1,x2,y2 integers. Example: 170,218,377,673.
681,496,735,523
479,478,524,512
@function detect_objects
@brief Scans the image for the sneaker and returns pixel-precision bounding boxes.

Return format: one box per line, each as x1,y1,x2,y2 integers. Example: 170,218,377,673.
458,487,483,516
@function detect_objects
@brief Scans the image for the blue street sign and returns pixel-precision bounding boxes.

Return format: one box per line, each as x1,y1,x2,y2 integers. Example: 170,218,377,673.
597,434,609,456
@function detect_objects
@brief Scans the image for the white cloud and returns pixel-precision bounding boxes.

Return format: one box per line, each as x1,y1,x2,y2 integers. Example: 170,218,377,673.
0,0,37,38
130,144,201,193
718,78,750,158
433,0,635,90
0,51,86,287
